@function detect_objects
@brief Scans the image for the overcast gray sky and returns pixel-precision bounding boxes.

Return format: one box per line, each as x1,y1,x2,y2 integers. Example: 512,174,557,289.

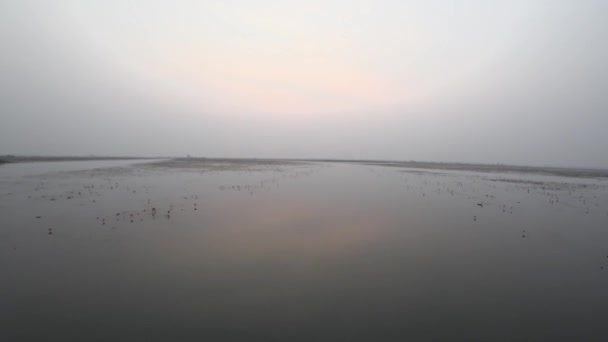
1,0,607,167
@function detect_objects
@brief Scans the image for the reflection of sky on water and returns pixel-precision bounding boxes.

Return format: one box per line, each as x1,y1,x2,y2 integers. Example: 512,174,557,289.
1,160,608,340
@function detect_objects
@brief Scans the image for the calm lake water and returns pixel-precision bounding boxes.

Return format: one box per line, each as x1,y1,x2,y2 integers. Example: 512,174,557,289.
1,159,608,341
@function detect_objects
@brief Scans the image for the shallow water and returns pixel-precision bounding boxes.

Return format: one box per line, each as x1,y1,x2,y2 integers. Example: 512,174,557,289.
1,160,608,341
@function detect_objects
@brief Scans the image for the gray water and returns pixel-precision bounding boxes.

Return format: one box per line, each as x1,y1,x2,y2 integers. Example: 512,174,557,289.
1,159,608,341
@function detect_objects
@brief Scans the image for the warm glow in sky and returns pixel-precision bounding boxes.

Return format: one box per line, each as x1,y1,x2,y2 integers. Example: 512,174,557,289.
2,0,608,166
66,1,534,116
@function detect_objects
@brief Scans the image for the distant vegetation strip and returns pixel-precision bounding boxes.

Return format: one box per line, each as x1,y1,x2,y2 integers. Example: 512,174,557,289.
357,160,608,179
1,155,606,178
0,155,159,163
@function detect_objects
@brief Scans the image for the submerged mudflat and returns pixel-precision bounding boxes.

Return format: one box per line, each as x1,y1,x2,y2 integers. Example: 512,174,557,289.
1,159,608,341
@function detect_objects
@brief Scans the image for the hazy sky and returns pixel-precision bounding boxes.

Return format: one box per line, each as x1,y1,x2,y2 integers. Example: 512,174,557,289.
1,0,607,167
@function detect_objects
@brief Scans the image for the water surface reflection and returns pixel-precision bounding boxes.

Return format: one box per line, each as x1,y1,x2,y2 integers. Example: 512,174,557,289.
1,160,608,341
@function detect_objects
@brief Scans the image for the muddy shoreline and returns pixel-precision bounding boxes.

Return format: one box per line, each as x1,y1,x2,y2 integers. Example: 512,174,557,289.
2,155,607,179
0,156,156,163
349,160,608,179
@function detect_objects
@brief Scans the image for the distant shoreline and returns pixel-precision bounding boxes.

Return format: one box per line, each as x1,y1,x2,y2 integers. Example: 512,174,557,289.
0,156,158,164
157,157,608,179
349,160,608,179
2,156,607,179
